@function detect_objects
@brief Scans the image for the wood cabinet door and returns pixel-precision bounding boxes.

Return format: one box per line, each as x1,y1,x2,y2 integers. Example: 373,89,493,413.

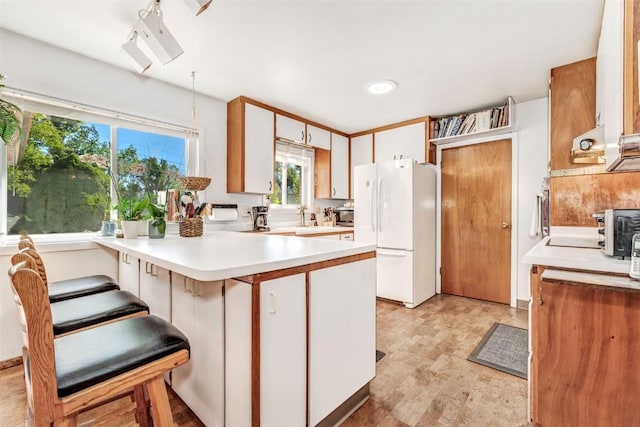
276,114,305,144
350,134,373,197
307,125,331,149
331,134,349,199
245,104,275,194
171,274,224,427
441,138,511,304
374,122,426,163
534,279,640,426
550,58,596,171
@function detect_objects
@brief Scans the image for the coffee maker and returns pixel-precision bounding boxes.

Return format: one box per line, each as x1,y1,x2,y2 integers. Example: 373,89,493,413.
252,206,270,231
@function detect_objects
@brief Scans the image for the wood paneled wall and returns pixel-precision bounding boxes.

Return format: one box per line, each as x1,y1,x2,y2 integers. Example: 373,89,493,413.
550,173,640,226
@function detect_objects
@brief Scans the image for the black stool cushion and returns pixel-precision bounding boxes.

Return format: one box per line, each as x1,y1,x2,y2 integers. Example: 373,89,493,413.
51,290,149,335
49,275,119,303
55,315,190,398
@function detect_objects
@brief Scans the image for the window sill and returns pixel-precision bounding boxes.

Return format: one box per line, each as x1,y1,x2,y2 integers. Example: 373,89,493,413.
0,233,103,256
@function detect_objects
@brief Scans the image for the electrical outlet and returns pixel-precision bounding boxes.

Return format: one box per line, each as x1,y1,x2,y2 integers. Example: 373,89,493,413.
240,206,251,217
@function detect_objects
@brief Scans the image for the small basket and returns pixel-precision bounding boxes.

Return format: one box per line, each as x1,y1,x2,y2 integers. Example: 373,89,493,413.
179,176,211,191
179,217,204,237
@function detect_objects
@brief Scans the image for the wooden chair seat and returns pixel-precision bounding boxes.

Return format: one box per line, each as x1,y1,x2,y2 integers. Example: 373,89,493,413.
17,235,120,302
54,315,189,398
9,262,191,426
51,290,148,336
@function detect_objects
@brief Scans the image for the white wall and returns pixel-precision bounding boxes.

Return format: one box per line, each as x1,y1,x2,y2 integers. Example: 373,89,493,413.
515,97,549,302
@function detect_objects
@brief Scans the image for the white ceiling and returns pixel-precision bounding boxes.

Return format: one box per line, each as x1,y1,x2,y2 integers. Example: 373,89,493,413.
0,0,604,134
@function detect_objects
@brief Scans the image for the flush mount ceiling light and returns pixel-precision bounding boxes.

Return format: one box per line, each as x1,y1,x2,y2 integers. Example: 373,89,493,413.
182,0,213,16
133,0,184,65
365,79,398,95
121,32,152,73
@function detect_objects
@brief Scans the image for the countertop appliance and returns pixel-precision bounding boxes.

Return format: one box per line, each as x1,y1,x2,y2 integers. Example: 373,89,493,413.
335,207,354,227
597,208,640,258
251,206,270,231
354,159,436,308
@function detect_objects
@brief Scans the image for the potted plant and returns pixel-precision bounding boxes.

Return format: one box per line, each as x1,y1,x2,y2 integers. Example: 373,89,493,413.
114,196,149,239
0,74,23,146
146,202,167,239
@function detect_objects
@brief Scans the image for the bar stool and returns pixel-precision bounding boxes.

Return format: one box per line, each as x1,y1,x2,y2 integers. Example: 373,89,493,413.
11,249,149,336
9,261,190,426
17,238,119,302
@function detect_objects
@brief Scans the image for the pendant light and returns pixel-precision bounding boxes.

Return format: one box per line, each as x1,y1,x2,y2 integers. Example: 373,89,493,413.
180,71,210,192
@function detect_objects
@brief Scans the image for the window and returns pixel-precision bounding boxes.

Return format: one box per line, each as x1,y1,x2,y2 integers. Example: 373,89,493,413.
271,141,313,208
3,106,187,236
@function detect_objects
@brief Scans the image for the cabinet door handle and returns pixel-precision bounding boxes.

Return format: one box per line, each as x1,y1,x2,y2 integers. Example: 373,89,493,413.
308,132,312,143
400,154,403,159
269,291,277,314
268,180,272,191
183,277,192,294
333,187,336,197
301,130,305,142
145,262,157,276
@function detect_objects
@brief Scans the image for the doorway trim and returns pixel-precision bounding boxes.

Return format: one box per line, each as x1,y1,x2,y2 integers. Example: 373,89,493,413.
435,132,519,308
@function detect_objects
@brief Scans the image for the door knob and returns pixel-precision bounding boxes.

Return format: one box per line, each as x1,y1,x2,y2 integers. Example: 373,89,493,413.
501,222,509,229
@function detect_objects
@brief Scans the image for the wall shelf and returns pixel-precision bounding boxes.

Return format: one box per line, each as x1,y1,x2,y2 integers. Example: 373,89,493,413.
429,96,515,145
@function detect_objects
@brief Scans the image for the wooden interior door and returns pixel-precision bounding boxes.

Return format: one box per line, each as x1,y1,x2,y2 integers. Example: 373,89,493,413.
441,138,511,304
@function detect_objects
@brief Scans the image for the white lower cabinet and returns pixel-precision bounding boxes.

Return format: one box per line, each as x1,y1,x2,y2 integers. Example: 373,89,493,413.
118,252,139,296
225,274,307,427
308,258,376,425
340,232,354,241
139,261,171,322
171,273,224,427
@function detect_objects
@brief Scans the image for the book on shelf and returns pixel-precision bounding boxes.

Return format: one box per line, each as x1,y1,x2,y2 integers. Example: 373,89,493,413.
431,97,511,140
475,110,491,132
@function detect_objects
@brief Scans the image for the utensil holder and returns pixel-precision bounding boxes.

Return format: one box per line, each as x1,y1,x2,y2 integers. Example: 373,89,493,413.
179,217,203,237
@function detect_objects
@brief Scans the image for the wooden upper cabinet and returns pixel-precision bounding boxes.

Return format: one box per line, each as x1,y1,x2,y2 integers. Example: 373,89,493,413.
276,114,306,144
374,122,426,163
307,125,331,150
350,134,373,198
550,57,597,171
330,134,349,199
624,0,640,134
227,98,275,194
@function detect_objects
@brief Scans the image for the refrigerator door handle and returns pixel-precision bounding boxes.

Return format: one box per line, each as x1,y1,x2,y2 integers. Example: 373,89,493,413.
371,178,376,232
378,178,383,232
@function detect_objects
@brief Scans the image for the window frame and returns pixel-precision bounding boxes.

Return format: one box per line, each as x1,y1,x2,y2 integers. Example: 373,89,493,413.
0,92,192,241
271,142,314,211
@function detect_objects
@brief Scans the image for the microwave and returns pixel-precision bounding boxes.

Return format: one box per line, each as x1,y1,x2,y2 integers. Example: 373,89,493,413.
335,207,354,227
597,209,640,258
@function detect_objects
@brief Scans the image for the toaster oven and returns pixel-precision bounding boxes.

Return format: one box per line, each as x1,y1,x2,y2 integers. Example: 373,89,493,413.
335,207,354,227
597,209,640,258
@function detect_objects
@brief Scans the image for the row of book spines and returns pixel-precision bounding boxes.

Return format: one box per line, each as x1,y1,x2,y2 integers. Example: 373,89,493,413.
428,104,510,139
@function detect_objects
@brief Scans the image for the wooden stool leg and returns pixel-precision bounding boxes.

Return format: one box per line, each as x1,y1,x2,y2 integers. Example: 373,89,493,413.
146,376,173,427
133,385,151,427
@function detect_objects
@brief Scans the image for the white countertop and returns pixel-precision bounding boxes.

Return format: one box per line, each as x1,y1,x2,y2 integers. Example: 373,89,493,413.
94,231,375,281
523,236,630,275
541,269,640,291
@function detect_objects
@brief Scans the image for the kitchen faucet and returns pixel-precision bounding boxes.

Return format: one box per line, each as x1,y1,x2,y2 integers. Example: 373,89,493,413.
298,205,307,227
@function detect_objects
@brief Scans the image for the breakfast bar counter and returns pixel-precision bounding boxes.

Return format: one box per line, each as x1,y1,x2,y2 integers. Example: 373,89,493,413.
94,232,377,427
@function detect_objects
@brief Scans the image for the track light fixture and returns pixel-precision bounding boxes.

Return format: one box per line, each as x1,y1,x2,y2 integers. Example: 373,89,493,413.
182,0,213,16
121,32,152,73
122,0,211,73
135,0,184,65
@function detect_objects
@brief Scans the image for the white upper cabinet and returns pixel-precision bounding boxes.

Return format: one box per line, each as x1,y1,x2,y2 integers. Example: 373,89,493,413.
350,134,373,197
374,122,426,163
245,103,275,194
307,125,331,150
276,114,306,144
331,134,349,199
597,0,624,170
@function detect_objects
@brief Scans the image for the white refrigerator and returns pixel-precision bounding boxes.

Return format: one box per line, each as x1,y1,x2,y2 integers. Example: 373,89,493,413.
354,159,436,308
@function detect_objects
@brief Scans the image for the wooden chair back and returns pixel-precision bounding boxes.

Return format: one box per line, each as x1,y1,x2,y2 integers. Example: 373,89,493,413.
11,247,48,286
8,262,58,424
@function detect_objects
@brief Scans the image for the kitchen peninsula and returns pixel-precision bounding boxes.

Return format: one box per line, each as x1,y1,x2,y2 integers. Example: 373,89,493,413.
95,232,377,427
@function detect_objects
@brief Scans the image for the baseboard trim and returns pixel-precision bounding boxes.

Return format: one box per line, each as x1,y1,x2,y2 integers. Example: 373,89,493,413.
516,299,529,310
315,383,369,427
0,356,22,370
